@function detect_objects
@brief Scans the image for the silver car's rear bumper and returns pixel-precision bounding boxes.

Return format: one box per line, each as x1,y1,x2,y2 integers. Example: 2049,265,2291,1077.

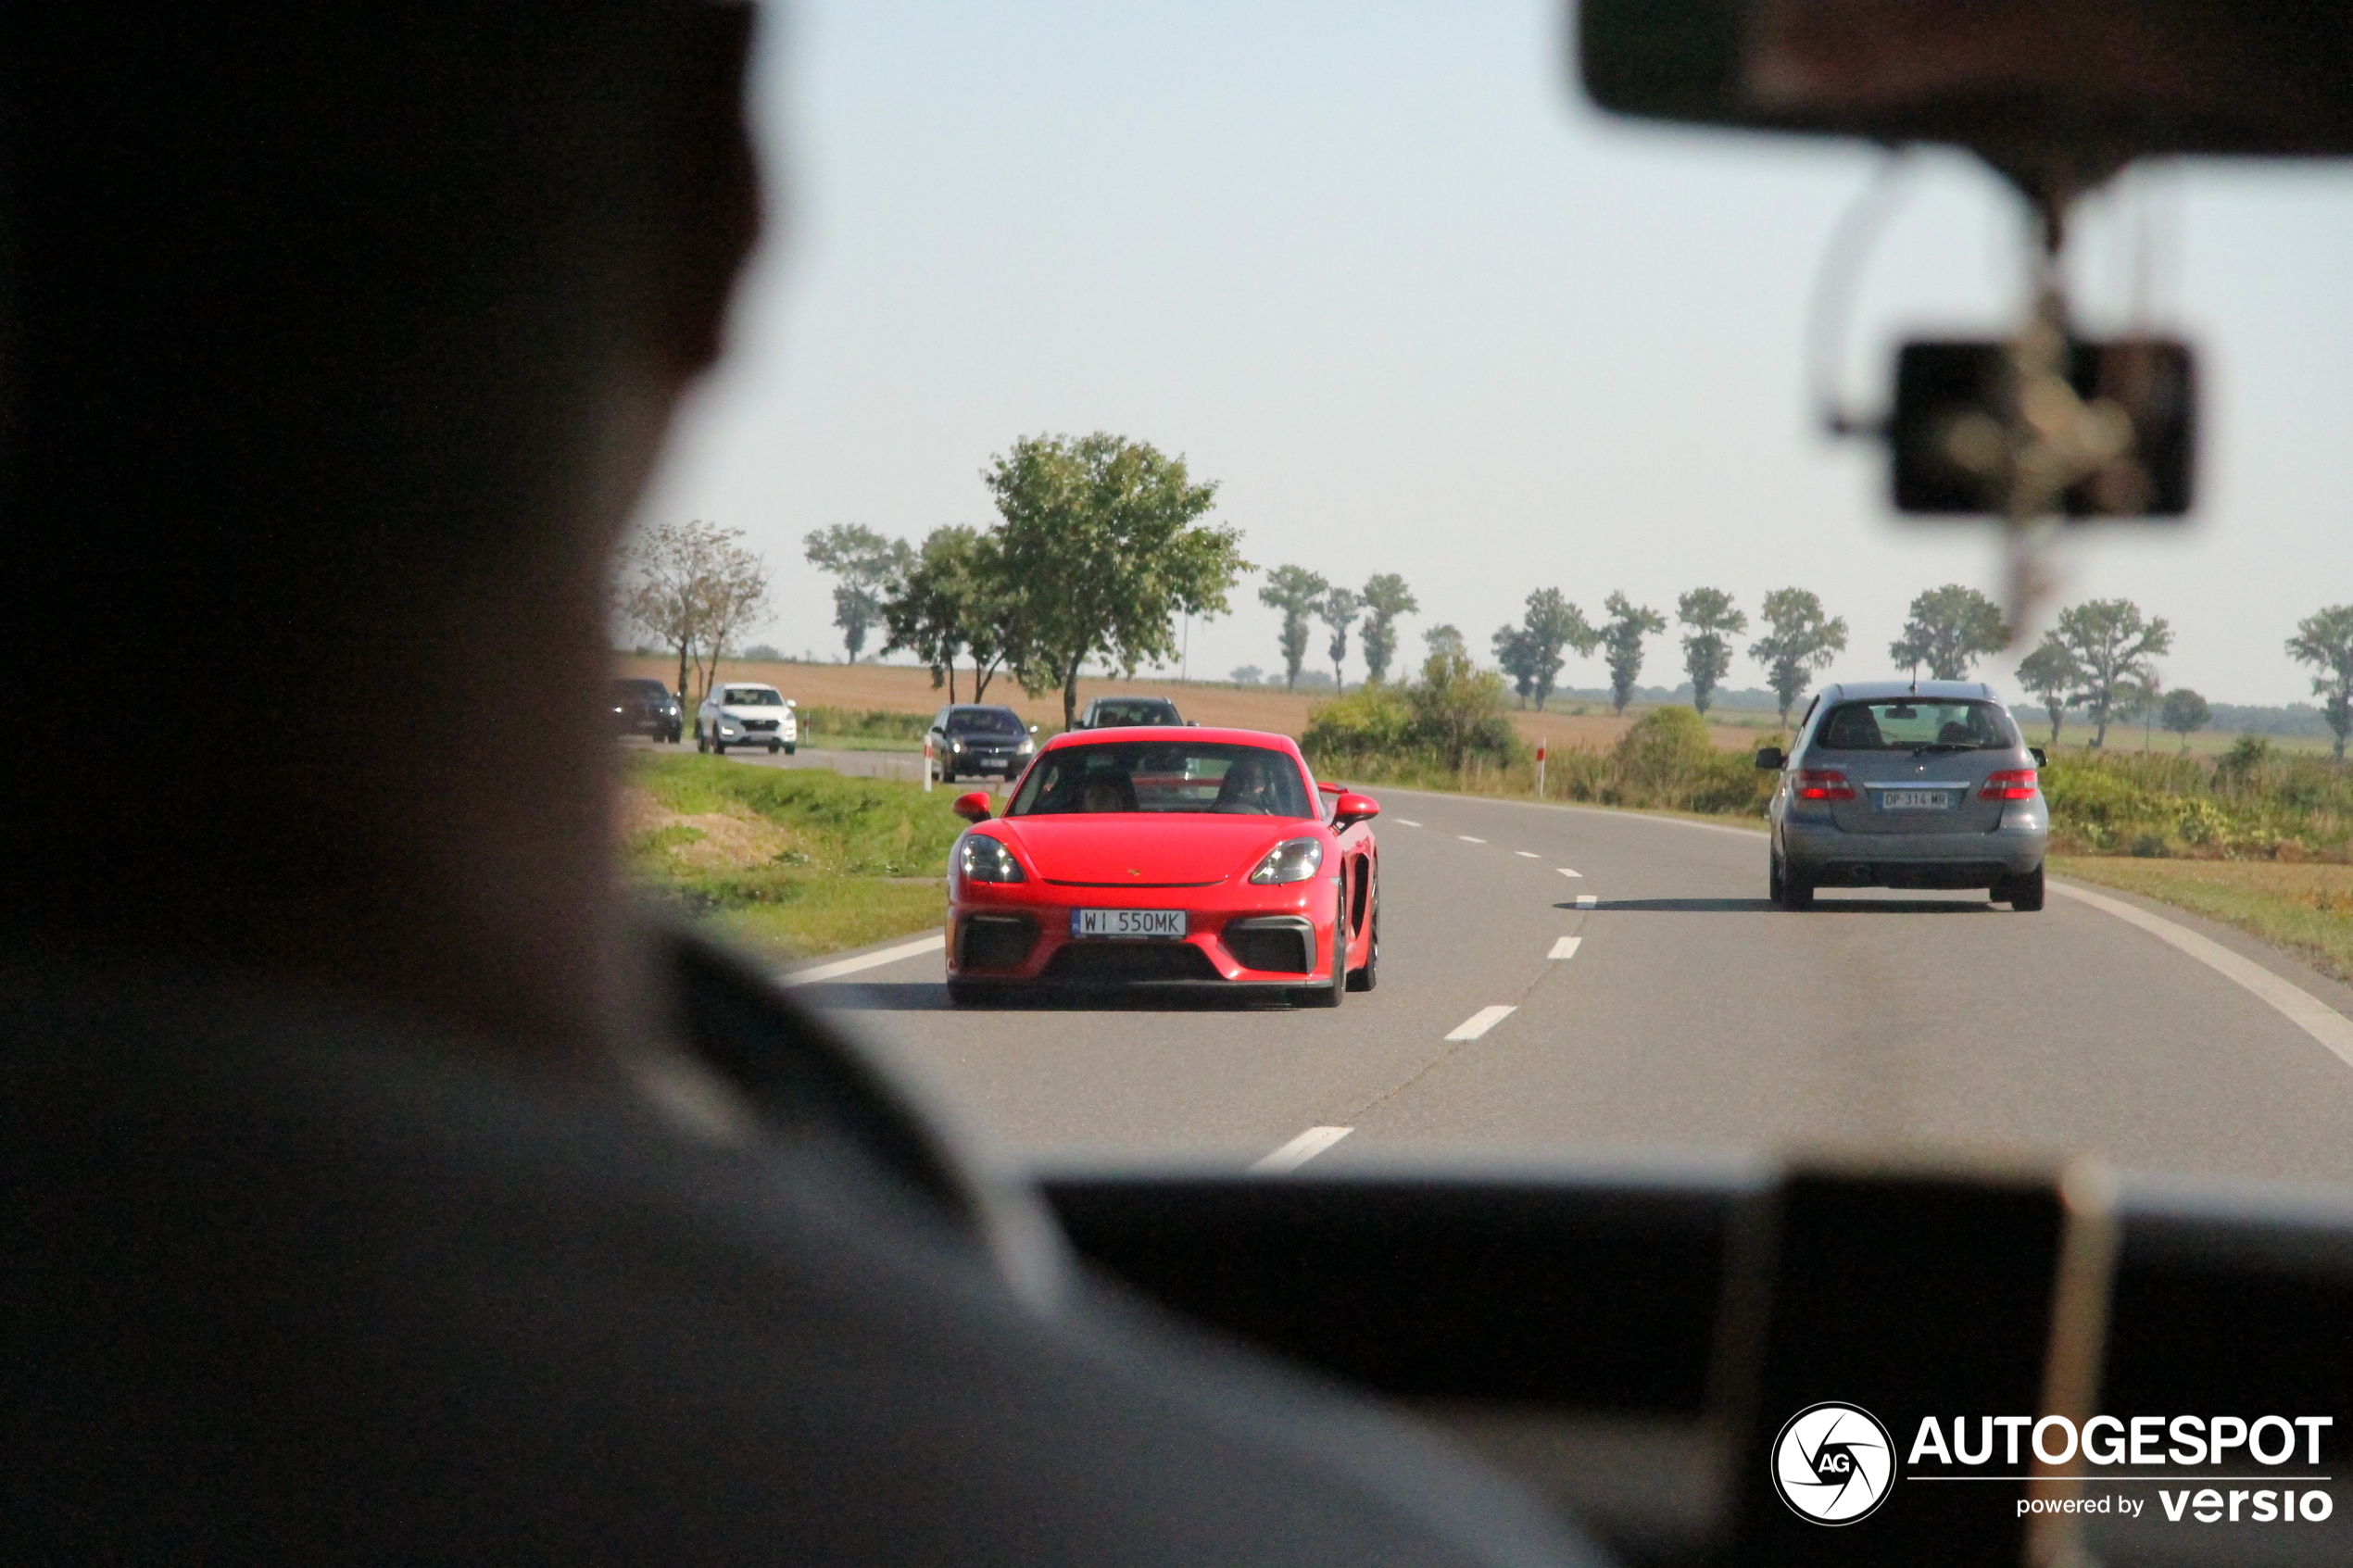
1781,809,2045,882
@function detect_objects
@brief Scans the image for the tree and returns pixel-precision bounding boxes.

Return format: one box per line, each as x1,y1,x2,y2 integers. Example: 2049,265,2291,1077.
1424,623,1467,660
1359,573,1419,683
614,519,771,708
1491,624,1541,708
880,525,1010,704
2286,604,2353,760
2052,597,2173,748
1599,593,1667,715
1747,587,1848,723
1230,664,1264,686
1258,565,1328,689
2017,637,2079,746
1888,584,2009,682
803,524,915,662
1520,587,1598,711
1676,587,1747,716
2160,688,2212,749
1318,585,1362,691
985,432,1248,730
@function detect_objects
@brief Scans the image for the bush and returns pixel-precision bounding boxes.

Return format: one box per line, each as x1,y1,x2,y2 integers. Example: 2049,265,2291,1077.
1600,707,1772,816
2040,746,2352,860
1301,654,1524,777
796,706,930,742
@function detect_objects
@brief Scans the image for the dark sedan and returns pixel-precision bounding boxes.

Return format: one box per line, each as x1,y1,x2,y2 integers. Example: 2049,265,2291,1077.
611,677,683,743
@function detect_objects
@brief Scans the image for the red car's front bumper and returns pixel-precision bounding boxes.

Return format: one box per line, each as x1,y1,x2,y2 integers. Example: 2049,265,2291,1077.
947,876,1341,987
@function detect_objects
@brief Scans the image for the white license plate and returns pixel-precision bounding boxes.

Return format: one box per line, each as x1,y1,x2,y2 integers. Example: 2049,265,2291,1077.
1072,909,1187,939
1879,789,1952,810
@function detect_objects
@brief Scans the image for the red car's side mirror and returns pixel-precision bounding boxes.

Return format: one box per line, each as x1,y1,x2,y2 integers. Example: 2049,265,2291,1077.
951,791,993,823
1332,793,1379,831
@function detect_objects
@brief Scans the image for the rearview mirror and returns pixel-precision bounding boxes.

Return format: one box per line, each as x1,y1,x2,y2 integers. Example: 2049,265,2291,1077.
1028,724,1038,734
1755,746,1786,771
2030,746,2048,768
950,791,992,823
1332,793,1380,830
1578,0,2353,163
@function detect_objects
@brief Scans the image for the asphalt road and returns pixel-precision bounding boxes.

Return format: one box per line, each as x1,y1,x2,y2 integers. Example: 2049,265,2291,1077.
785,783,2353,1185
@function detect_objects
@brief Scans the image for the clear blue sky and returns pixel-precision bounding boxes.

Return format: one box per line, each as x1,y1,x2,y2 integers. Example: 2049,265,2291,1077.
639,0,2353,707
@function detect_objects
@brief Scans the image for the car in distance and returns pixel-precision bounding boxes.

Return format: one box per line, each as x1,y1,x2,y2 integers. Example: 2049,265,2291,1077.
611,676,683,743
925,704,1038,783
696,682,797,754
1758,680,2048,911
1074,695,1189,729
942,728,1379,1006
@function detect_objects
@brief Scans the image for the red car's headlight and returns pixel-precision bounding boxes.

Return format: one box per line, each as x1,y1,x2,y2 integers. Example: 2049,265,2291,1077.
959,834,1026,884
1248,837,1325,885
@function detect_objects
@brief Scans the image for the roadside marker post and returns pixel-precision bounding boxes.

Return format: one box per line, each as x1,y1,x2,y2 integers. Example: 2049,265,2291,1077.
922,735,933,792
1536,743,1547,798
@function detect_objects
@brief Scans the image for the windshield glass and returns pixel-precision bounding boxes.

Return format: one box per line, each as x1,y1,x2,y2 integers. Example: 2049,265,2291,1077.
946,708,1024,734
628,9,2353,1198
1008,743,1312,818
721,688,781,707
1813,700,2016,751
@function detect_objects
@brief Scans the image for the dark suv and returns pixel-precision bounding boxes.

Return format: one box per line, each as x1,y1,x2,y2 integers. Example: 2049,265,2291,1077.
926,705,1036,783
1074,696,1188,729
611,677,683,743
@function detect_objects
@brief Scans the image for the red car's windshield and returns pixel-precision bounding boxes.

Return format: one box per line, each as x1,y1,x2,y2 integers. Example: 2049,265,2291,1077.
1007,742,1314,818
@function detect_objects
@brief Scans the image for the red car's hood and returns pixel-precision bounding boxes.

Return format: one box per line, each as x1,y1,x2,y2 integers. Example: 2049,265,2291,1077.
995,814,1315,885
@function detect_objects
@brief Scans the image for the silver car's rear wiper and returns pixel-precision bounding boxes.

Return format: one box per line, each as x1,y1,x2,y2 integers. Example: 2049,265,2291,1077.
1909,742,1980,755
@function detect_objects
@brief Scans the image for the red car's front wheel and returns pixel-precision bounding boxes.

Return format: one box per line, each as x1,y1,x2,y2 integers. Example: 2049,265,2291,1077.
1295,887,1346,1010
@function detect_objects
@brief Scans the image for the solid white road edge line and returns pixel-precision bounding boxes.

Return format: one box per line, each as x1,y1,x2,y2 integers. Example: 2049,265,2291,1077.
1550,936,1582,960
1556,867,1582,878
1576,895,1598,909
778,933,947,987
1460,835,1487,844
1445,1005,1517,1041
2049,882,2353,1072
1252,1125,1353,1173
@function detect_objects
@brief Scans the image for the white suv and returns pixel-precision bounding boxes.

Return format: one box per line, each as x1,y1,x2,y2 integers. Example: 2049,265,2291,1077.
696,683,798,755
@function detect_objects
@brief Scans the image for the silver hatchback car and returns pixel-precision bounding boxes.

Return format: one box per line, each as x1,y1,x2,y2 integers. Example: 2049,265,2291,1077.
1759,680,2048,911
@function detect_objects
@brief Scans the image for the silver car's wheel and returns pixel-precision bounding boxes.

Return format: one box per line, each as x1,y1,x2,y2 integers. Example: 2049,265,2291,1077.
2007,864,2045,912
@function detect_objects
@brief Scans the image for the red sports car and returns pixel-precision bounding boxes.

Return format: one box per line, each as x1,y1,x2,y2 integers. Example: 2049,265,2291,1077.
943,726,1380,1006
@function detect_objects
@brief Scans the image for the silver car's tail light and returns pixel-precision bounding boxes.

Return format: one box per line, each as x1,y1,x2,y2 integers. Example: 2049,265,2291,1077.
1980,769,2038,800
960,834,1026,884
1794,770,1856,801
1248,837,1325,885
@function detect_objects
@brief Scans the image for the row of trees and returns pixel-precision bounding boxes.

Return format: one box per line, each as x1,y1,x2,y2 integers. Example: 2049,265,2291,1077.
1252,569,1421,689
1476,586,1849,721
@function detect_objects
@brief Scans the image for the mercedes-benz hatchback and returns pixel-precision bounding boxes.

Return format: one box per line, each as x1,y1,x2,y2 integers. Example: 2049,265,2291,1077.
1760,681,2048,910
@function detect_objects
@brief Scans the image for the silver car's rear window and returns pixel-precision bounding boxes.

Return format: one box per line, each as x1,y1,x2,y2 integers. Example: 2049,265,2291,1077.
1813,700,2016,752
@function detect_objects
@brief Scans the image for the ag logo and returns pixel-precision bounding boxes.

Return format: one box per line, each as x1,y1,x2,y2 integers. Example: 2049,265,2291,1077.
1771,1402,1895,1524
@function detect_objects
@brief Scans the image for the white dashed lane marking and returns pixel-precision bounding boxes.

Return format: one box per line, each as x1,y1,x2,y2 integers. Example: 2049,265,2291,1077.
1445,1006,1517,1042
1576,896,1598,909
1459,835,1486,844
1516,851,1541,859
779,934,946,986
1550,936,1582,960
1252,1126,1353,1173
1398,819,1422,827
1556,867,1582,879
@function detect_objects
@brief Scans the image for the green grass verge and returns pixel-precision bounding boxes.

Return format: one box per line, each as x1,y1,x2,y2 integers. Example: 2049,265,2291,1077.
2050,856,2353,984
623,753,958,960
